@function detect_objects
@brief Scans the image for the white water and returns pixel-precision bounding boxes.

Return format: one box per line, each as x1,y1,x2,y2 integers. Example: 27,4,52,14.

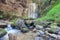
5,24,21,35
28,3,38,19
0,24,21,40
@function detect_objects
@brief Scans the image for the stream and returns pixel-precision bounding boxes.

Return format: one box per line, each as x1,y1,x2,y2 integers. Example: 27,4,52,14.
0,24,21,40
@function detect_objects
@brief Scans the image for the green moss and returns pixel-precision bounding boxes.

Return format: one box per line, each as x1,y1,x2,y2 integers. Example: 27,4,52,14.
41,3,60,21
36,0,60,22
40,0,60,16
0,28,7,37
0,28,6,34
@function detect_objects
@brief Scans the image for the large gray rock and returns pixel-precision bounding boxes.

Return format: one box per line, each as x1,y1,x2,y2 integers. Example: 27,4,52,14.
16,19,26,28
36,30,44,36
50,28,60,34
16,19,29,33
21,28,29,33
36,25,43,30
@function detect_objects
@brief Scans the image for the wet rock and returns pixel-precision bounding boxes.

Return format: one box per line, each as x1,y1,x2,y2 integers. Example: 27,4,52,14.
0,25,7,28
36,21,51,29
24,19,34,25
46,36,50,40
57,23,60,27
56,36,60,40
16,19,29,33
25,19,35,29
28,26,34,29
36,30,44,36
16,19,27,29
51,28,60,34
58,31,60,35
33,28,37,32
21,28,29,33
46,36,56,40
35,36,44,40
45,28,50,31
0,22,7,28
0,28,7,38
36,25,43,30
48,37,54,40
11,24,16,29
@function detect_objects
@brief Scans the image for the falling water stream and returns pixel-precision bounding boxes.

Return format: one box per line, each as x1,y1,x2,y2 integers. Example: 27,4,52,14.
28,3,38,19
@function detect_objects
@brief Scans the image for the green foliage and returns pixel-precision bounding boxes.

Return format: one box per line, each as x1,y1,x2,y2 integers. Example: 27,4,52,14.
40,0,59,17
36,0,60,22
10,18,21,28
0,11,4,18
41,3,60,21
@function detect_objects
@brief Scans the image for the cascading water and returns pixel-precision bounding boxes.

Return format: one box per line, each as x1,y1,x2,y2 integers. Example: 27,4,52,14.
5,23,20,35
0,23,21,40
5,24,12,31
28,3,38,19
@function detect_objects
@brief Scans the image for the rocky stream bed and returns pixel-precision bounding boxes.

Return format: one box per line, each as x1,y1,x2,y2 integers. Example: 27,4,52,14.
0,20,60,40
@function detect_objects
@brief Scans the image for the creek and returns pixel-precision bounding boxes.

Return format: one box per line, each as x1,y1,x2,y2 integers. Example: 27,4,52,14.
0,23,21,40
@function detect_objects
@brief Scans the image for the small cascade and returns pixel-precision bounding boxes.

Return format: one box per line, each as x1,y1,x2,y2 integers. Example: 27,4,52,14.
5,24,12,31
5,23,20,35
28,3,38,19
0,23,21,40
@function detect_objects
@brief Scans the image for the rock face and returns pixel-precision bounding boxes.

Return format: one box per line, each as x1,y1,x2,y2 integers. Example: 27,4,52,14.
0,0,31,17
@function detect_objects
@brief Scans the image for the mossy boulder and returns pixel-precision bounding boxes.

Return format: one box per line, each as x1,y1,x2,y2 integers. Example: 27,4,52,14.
0,28,7,38
47,23,60,34
21,28,29,33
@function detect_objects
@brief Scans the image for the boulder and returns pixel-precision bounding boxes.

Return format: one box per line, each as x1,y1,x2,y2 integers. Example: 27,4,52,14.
57,23,60,27
21,28,29,33
35,21,51,28
24,20,36,31
0,28,7,38
16,19,27,29
36,30,44,37
48,28,60,34
0,21,7,28
36,25,43,30
33,28,37,32
0,25,7,28
16,19,29,33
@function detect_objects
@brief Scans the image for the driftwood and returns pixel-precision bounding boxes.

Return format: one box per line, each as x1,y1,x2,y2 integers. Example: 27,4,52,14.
8,33,17,40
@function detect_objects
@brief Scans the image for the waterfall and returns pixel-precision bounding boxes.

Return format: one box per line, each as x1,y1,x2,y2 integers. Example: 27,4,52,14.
28,3,38,19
